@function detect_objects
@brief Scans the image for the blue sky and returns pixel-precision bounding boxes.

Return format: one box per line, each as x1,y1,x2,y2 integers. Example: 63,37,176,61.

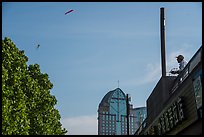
2,2,202,135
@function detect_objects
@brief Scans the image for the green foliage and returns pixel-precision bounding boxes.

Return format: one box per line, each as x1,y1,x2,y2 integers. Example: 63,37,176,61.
2,37,67,135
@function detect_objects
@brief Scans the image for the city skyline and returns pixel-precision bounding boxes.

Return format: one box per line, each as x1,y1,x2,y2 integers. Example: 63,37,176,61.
2,2,202,135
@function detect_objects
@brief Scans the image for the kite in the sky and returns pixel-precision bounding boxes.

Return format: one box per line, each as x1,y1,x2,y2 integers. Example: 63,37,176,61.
65,9,74,15
36,44,40,49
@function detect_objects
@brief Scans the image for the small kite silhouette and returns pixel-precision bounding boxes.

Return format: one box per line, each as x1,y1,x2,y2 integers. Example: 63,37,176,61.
36,44,40,49
65,9,74,15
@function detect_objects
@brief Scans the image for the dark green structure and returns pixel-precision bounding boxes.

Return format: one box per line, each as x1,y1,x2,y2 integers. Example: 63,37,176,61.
135,46,202,135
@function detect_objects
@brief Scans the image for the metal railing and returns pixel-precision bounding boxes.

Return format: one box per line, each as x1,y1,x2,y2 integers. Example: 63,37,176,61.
170,46,202,94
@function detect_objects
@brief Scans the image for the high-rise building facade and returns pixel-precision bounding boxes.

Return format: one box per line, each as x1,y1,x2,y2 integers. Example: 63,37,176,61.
134,107,147,131
97,88,136,135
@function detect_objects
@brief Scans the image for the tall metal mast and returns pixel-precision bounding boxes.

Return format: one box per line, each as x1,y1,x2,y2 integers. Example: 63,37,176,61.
160,7,167,77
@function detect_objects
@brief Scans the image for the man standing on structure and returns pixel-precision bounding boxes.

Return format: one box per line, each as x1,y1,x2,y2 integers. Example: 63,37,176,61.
170,55,188,74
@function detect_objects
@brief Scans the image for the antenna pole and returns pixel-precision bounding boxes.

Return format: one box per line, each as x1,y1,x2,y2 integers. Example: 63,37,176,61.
160,7,167,77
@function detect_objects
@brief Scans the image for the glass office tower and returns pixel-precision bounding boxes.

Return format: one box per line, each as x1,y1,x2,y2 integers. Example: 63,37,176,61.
98,88,136,135
134,107,147,131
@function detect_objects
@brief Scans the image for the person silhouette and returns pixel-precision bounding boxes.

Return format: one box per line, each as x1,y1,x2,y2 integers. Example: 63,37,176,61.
170,55,188,74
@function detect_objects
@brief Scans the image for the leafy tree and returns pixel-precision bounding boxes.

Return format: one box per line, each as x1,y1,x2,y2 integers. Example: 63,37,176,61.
2,37,67,135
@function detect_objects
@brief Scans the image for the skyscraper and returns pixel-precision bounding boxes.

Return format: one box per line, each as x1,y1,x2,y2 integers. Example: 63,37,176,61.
97,88,136,135
134,107,147,131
